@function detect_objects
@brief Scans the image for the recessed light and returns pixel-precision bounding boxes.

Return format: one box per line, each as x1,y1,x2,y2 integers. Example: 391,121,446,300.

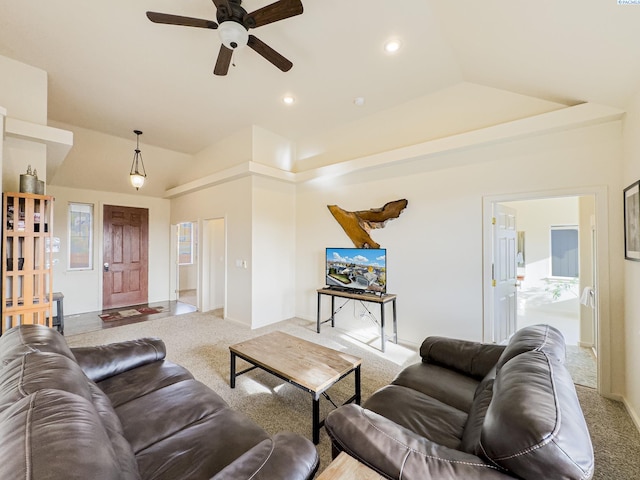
384,39,401,54
282,95,296,105
353,97,365,107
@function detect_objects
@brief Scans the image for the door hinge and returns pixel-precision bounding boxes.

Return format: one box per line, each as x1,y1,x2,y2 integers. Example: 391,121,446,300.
492,279,496,287
492,217,496,225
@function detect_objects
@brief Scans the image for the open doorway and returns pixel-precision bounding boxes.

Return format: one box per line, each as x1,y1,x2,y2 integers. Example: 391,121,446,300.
484,193,600,390
177,221,198,307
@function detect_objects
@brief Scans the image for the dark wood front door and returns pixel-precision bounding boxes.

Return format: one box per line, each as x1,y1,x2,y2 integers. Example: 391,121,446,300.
103,205,149,309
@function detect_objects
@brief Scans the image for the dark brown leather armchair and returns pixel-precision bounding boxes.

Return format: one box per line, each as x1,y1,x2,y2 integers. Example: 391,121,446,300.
0,324,319,480
325,324,594,479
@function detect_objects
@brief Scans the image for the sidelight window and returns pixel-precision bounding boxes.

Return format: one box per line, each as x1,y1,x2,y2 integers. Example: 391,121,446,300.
178,222,194,265
68,203,93,270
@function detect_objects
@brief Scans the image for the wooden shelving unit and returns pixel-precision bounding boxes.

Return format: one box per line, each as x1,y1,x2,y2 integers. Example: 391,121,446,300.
1,192,54,334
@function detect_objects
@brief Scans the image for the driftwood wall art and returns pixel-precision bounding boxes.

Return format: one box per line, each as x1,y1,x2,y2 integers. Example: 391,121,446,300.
327,199,408,248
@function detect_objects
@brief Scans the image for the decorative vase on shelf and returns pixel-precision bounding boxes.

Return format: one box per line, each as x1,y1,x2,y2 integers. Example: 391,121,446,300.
34,169,45,195
19,165,37,194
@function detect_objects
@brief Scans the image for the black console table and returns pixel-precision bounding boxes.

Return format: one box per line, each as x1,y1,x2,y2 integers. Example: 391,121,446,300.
316,288,398,352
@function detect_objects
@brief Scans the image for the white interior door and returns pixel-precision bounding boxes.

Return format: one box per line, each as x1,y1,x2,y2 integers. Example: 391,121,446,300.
201,218,226,314
493,204,518,344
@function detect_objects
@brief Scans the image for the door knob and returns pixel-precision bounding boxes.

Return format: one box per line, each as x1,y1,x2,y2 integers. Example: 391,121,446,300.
104,262,109,272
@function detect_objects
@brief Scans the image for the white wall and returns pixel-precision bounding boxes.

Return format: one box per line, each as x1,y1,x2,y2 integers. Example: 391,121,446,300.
296,120,625,396
251,176,296,328
47,185,171,315
0,55,47,124
170,176,253,326
0,56,48,192
622,90,640,429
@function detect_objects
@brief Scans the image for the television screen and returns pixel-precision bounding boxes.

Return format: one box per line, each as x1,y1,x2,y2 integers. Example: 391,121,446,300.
325,247,387,294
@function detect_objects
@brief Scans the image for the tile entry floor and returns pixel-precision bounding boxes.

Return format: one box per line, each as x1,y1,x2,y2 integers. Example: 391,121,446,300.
63,300,197,337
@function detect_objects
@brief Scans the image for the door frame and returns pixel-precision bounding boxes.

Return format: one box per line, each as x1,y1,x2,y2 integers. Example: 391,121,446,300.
482,186,611,396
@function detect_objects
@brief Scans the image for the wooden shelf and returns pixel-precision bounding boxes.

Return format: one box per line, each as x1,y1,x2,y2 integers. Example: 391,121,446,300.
2,192,54,334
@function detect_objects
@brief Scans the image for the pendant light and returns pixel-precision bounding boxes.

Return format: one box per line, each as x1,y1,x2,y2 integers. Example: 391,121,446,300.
129,130,147,190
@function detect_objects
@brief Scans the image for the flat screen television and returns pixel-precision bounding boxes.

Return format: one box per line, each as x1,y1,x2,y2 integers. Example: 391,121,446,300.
325,247,387,294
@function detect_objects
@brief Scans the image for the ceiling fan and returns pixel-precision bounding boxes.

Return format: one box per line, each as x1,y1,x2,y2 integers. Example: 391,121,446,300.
146,0,303,76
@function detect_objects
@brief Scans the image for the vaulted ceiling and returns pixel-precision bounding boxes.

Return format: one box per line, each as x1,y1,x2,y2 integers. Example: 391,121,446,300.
1,0,640,195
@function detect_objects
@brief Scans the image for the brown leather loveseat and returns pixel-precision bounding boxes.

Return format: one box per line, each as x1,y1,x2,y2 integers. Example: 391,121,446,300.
0,324,319,480
325,324,594,479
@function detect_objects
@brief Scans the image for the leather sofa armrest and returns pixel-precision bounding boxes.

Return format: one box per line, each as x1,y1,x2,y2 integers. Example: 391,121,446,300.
420,337,505,379
212,433,319,480
325,404,512,480
71,338,166,382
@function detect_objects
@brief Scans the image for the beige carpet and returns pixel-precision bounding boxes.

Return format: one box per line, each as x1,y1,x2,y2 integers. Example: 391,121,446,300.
66,312,640,478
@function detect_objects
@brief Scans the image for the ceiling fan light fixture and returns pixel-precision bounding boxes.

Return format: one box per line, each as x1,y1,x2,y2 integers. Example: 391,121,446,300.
129,130,147,190
218,21,249,49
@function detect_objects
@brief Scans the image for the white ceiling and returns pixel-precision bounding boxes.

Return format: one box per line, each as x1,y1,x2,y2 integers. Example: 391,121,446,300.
2,0,640,192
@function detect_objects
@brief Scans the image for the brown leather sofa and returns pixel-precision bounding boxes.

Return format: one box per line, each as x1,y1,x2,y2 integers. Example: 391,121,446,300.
0,324,319,480
325,324,594,479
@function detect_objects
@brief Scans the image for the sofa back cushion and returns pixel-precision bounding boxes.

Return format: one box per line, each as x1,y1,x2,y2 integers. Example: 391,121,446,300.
496,324,565,370
0,351,92,411
0,389,125,480
480,350,594,480
0,324,76,365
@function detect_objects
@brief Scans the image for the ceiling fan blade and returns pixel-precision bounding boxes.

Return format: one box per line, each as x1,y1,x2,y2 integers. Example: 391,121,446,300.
247,35,293,72
146,12,218,29
243,0,303,28
214,45,234,76
211,0,234,17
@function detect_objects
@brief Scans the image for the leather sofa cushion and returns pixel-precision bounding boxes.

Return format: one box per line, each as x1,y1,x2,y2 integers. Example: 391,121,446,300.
481,351,594,479
496,324,565,370
0,324,76,365
364,385,467,449
0,351,141,479
117,378,232,453
86,381,142,479
0,389,125,480
0,351,92,410
325,404,511,480
134,400,272,479
97,359,194,408
392,362,479,413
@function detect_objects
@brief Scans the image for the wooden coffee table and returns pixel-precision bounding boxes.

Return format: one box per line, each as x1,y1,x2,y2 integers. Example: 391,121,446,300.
229,331,362,444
